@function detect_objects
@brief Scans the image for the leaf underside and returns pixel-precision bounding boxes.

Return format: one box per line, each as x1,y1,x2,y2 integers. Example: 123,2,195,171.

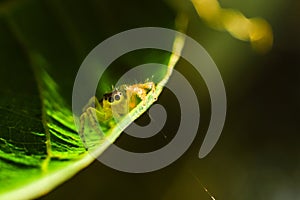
0,0,185,199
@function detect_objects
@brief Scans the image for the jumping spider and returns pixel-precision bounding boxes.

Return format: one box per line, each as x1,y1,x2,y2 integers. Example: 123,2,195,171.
79,81,156,148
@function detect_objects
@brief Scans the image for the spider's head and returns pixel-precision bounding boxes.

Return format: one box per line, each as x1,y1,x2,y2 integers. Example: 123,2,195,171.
102,90,125,106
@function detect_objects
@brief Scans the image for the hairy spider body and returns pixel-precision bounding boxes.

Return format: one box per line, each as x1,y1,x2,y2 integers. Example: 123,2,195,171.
79,82,156,148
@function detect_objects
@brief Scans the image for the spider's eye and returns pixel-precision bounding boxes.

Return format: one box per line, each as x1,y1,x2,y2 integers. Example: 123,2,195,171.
114,94,120,101
108,96,114,103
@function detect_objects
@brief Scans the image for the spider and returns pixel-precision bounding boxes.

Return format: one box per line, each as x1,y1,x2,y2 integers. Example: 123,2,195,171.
79,81,156,149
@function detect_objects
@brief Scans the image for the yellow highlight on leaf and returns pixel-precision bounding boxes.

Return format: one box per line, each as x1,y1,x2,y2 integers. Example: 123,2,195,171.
191,0,273,53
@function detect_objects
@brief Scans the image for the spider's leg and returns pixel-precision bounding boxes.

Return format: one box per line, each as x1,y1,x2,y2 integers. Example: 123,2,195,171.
143,82,156,93
142,82,156,101
82,96,101,112
86,107,105,136
79,113,88,150
79,106,110,150
125,89,139,108
110,107,122,120
130,82,156,103
80,97,102,150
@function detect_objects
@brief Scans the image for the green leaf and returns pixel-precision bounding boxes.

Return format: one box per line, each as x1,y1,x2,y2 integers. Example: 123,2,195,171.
0,1,185,199
0,50,94,199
